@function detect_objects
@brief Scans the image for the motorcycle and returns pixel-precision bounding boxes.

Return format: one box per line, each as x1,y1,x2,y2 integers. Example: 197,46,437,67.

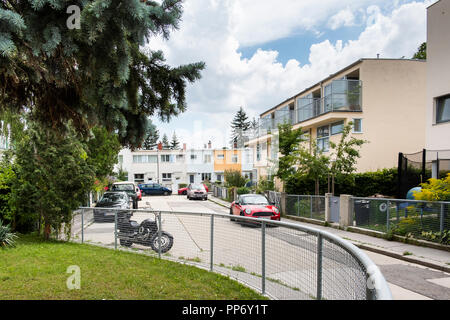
117,211,174,253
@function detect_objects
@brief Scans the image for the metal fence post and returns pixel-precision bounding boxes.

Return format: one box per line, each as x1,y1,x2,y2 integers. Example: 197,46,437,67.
261,220,266,295
317,233,323,300
310,195,313,219
158,212,162,259
114,211,117,250
81,209,84,244
210,215,214,271
440,203,445,233
297,195,300,216
386,200,390,232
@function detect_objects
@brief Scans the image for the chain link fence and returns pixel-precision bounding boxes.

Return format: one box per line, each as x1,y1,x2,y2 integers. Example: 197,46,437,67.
285,195,326,221
352,197,450,244
72,207,391,300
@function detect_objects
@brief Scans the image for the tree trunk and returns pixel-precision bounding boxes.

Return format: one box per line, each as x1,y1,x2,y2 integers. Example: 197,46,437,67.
332,174,335,196
315,178,319,196
43,215,51,240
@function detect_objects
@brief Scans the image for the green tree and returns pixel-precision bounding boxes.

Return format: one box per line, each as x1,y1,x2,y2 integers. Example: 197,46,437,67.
161,133,170,149
230,107,251,148
85,126,121,180
224,169,247,188
0,0,205,148
142,120,159,150
170,132,180,150
275,123,306,182
294,140,330,196
11,121,95,239
412,42,426,60
328,122,367,194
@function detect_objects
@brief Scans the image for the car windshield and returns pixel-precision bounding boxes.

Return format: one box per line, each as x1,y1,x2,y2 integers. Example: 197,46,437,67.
99,193,127,203
112,184,134,191
240,195,269,205
191,184,205,190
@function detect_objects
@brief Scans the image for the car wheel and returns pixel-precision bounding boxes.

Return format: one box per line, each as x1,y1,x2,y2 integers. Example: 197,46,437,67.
229,208,235,221
164,191,168,196
182,190,187,195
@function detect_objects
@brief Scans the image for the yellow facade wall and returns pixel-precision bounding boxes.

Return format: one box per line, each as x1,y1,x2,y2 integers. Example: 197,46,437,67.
213,149,242,172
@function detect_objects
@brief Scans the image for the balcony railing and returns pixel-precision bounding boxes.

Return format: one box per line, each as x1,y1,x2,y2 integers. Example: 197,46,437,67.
244,80,362,143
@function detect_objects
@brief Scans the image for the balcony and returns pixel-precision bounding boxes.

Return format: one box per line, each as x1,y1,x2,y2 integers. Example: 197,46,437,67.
297,80,362,123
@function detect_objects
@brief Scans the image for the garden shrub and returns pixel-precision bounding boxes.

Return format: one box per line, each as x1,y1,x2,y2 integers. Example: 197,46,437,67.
178,183,187,188
0,219,17,248
236,187,250,195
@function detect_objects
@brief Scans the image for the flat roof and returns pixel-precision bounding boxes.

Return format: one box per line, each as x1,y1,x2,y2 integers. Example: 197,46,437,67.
260,58,426,116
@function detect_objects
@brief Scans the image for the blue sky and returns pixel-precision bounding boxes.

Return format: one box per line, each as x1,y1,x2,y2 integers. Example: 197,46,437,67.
149,0,433,149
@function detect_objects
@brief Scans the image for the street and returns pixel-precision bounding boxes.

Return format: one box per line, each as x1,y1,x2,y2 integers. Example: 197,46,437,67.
78,194,450,300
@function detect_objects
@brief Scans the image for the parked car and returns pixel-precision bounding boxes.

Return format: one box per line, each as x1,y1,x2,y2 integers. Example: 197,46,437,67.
178,183,209,195
111,181,140,209
138,183,172,196
93,192,132,222
187,183,208,200
136,187,142,201
229,194,280,223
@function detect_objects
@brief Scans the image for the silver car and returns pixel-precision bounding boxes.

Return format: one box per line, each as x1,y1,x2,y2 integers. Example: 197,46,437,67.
187,183,208,201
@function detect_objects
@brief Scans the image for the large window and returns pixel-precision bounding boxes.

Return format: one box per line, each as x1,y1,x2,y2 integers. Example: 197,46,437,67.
256,144,261,161
133,155,157,163
231,155,239,163
161,155,171,162
436,95,450,124
201,173,211,181
330,121,344,135
162,173,172,181
204,154,211,163
317,125,330,152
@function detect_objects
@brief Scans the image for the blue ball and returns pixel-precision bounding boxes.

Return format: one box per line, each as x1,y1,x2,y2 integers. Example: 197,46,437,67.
406,187,422,200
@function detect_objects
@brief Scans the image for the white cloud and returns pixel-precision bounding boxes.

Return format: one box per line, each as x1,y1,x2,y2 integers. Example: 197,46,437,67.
149,0,430,148
328,8,356,30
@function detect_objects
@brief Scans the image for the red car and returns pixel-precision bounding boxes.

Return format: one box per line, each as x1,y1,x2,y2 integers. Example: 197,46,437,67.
230,194,280,222
178,184,209,195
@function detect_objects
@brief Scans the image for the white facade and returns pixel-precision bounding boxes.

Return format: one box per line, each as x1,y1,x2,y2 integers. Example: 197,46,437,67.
426,0,450,177
185,149,215,184
117,149,187,192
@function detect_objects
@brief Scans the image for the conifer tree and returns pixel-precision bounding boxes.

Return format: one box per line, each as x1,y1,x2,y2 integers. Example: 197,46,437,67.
170,132,180,150
0,0,204,148
142,120,159,150
161,133,170,149
230,107,251,148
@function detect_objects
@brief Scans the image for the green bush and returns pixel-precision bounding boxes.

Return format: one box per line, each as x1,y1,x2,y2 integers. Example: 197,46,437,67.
285,168,399,197
236,187,250,195
178,183,187,188
256,177,275,194
226,187,235,202
224,170,246,188
420,230,450,245
0,219,17,248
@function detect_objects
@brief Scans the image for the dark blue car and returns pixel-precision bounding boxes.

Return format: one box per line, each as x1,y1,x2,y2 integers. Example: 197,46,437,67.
138,183,172,196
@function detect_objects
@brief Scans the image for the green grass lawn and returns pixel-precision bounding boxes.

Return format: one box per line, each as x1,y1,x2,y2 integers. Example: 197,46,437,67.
0,234,266,300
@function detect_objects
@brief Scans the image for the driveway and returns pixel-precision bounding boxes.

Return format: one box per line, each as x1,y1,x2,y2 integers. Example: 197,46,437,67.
78,194,450,300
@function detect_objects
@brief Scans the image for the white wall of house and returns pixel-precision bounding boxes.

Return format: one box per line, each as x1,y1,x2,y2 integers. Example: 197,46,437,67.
185,149,215,184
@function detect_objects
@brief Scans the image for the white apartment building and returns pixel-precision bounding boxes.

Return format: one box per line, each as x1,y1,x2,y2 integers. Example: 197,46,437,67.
117,148,187,192
185,148,215,184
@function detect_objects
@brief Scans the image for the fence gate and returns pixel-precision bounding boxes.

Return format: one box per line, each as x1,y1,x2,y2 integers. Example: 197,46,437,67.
329,196,340,223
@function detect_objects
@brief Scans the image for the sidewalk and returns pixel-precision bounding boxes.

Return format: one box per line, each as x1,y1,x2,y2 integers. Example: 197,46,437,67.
208,195,450,273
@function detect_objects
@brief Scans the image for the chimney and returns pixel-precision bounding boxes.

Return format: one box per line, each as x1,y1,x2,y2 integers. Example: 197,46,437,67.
208,140,212,149
157,142,163,150
183,143,187,151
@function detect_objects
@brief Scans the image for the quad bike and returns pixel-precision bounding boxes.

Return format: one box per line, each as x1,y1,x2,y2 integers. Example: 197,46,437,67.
117,211,173,253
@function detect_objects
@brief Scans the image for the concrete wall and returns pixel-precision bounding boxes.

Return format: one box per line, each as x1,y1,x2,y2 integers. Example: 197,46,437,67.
426,0,450,150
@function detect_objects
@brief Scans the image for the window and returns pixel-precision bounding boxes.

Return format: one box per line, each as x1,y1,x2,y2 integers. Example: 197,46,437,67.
132,155,157,163
436,95,450,124
256,144,261,161
353,118,363,133
216,174,222,182
162,173,172,181
231,155,238,163
317,125,329,152
330,121,344,135
161,155,171,162
217,154,224,160
190,154,197,160
176,155,184,162
204,154,211,163
201,173,211,181
134,174,144,183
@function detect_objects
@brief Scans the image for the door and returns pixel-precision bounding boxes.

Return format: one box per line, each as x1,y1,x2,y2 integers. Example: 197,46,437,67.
329,196,340,223
189,175,195,183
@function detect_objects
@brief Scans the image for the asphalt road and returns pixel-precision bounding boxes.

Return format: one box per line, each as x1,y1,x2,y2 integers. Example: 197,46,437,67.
78,194,450,300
